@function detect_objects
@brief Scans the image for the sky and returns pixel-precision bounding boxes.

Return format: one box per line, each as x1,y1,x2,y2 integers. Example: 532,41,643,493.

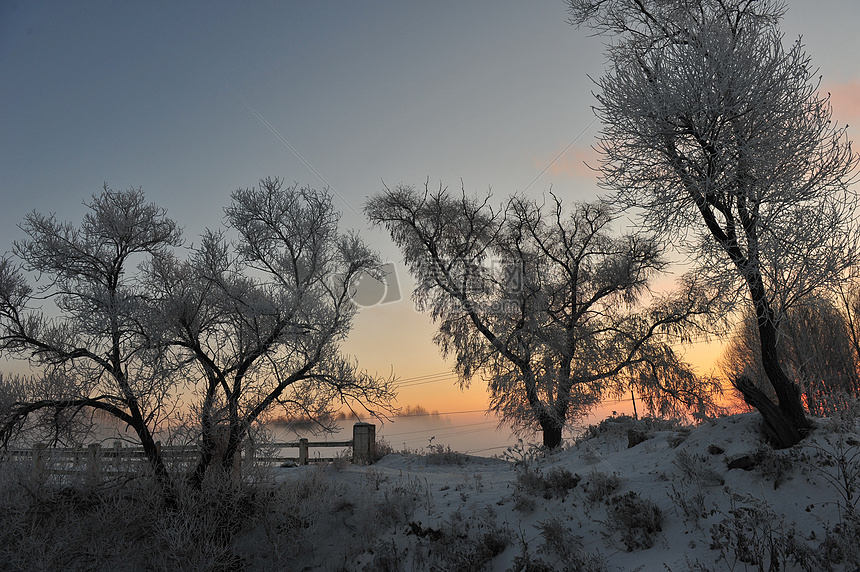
2,1,860,415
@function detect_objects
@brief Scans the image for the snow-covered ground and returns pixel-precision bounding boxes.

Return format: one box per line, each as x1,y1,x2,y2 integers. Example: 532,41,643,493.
266,412,860,571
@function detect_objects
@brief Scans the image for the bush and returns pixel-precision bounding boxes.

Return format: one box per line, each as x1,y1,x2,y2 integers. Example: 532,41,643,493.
810,433,860,513
375,476,431,529
709,493,824,572
673,450,724,487
536,516,608,572
435,506,510,571
668,483,712,529
819,508,860,568
424,443,469,466
385,505,510,572
602,491,664,551
667,426,694,448
515,465,580,501
582,470,622,507
0,466,339,572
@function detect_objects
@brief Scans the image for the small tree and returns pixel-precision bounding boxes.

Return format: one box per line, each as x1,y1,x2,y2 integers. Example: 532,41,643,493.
569,0,860,446
148,178,395,484
0,186,182,481
366,183,719,448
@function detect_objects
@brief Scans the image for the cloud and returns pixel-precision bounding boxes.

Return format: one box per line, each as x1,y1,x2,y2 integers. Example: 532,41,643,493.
531,144,600,180
824,80,860,126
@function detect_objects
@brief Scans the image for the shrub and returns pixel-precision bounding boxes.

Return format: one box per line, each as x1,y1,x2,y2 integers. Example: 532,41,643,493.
673,450,724,487
375,476,431,528
810,434,860,514
819,508,860,568
371,437,395,462
502,439,549,466
424,443,468,466
0,465,341,572
752,444,801,490
667,426,693,448
537,516,609,572
668,483,712,529
582,470,622,507
396,505,510,572
576,415,686,450
435,506,510,572
709,493,824,572
602,491,664,551
515,465,580,501
512,491,537,513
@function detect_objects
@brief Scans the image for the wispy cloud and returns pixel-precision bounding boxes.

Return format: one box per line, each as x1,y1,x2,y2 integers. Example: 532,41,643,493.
531,144,600,180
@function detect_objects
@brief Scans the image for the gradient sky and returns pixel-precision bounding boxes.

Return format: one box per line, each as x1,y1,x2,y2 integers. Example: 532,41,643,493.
2,1,860,413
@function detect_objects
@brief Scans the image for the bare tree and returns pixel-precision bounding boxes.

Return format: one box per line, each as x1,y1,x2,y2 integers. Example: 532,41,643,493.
147,178,396,484
0,186,182,481
837,276,860,371
569,0,860,446
366,183,719,448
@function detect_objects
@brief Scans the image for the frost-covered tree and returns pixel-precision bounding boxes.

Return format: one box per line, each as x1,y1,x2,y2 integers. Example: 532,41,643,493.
568,0,860,446
366,183,719,448
0,187,182,481
147,178,395,484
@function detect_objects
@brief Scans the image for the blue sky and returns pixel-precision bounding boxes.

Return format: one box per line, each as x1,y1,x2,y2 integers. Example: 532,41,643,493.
2,1,859,410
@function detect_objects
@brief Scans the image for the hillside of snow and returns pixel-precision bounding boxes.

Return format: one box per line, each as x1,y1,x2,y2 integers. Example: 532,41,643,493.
267,412,860,571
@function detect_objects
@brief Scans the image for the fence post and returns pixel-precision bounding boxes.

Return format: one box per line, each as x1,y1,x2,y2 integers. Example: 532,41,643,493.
86,443,101,487
244,440,254,467
299,438,309,465
352,423,376,464
31,443,47,487
112,440,123,473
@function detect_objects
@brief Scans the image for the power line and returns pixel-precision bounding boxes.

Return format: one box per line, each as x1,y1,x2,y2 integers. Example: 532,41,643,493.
396,371,453,383
235,94,360,217
522,116,598,193
383,418,496,439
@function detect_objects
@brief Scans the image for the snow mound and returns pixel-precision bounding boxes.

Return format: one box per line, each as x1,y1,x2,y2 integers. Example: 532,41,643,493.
268,412,860,571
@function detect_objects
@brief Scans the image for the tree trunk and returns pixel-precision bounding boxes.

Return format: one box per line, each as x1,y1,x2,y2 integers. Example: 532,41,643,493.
189,381,220,489
540,416,564,449
189,424,216,490
135,421,170,484
734,376,803,448
542,426,563,449
221,422,242,476
755,302,811,447
744,278,810,448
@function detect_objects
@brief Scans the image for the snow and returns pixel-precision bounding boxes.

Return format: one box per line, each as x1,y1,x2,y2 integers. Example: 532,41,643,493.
265,412,860,571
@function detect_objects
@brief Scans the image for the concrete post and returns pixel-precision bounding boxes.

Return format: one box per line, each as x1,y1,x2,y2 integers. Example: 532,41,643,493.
299,438,309,465
244,440,255,467
352,423,376,464
112,440,122,473
86,443,101,487
31,443,47,487
155,441,162,475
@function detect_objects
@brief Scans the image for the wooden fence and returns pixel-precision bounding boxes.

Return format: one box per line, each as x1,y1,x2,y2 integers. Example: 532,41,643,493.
6,422,376,485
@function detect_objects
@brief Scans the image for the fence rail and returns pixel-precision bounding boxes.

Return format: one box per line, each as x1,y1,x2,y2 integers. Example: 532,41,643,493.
5,423,376,485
